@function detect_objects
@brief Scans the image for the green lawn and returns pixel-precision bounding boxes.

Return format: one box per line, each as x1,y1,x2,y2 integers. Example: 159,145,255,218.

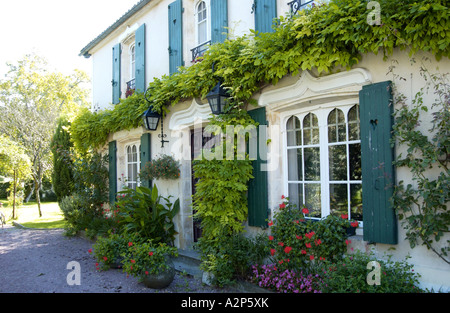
1,199,65,229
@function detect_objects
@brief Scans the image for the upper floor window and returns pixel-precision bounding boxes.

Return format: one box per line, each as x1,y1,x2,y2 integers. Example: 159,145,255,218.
130,43,136,80
197,1,208,45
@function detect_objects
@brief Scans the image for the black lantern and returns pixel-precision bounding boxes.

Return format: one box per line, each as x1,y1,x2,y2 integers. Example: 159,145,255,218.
206,81,230,115
143,108,160,131
143,88,160,131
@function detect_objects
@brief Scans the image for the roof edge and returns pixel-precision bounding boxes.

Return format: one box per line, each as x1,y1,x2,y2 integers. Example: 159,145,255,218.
79,0,153,58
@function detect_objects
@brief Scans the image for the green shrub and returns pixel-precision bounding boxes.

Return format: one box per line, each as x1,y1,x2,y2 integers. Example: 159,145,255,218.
269,196,354,273
197,232,270,287
319,251,425,293
59,193,90,236
122,239,178,282
116,185,179,245
91,231,138,271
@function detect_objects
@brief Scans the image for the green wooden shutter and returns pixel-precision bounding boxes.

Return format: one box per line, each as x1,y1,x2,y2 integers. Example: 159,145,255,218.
140,133,152,188
109,141,118,203
254,0,277,33
135,24,146,93
112,43,121,104
168,0,183,74
211,0,228,43
359,81,397,245
247,107,269,227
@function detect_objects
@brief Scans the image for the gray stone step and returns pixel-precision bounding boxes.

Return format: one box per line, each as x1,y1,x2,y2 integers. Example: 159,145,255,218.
173,249,203,279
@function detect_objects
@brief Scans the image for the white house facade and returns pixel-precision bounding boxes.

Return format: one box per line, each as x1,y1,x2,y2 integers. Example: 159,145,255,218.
79,0,450,291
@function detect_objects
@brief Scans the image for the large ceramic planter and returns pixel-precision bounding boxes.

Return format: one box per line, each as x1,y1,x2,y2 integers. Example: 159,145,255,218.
142,257,176,289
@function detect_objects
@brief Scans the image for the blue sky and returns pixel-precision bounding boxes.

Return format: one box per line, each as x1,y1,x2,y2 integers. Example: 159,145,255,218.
0,0,139,77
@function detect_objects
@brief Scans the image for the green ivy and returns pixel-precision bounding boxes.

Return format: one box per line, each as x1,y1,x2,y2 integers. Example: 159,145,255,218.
70,0,449,152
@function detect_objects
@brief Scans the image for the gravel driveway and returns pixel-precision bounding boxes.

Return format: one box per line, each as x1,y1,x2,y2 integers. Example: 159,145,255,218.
0,225,230,293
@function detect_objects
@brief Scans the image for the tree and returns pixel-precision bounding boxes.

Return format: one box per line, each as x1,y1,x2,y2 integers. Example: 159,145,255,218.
51,118,75,202
0,135,31,219
0,54,89,217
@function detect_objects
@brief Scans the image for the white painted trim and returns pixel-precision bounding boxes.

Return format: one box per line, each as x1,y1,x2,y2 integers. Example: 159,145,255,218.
168,98,212,131
259,68,372,112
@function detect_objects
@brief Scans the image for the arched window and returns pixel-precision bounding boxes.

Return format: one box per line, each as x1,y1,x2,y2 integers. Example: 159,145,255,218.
126,144,140,190
197,1,208,45
285,104,362,221
286,113,321,217
130,44,136,80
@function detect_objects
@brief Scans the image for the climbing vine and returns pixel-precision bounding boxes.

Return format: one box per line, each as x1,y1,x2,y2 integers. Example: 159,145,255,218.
70,0,449,152
392,63,449,264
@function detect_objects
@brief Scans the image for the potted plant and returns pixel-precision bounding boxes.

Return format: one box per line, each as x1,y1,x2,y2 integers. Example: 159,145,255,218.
122,240,178,289
139,154,180,181
90,231,133,270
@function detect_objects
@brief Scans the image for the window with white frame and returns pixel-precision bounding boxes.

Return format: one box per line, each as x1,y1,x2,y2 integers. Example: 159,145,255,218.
197,1,208,45
130,43,136,80
285,104,362,222
126,144,141,189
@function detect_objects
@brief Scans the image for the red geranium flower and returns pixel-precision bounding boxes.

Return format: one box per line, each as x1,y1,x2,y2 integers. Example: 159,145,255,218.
302,207,309,214
279,203,286,209
341,214,348,219
284,246,292,254
268,235,274,241
301,250,307,255
149,251,153,256
351,221,359,227
278,242,284,247
309,255,315,260
128,242,133,247
131,259,136,263
305,243,312,248
270,249,276,256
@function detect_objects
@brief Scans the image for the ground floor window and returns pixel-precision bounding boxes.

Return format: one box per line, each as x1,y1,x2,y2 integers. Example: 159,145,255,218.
285,104,362,222
126,143,141,189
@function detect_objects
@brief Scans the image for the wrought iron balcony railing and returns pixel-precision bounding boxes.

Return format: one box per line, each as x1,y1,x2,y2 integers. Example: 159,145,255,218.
288,0,315,15
191,40,211,63
126,79,136,98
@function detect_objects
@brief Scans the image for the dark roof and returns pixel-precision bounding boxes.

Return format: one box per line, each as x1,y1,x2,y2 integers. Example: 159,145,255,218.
79,0,152,58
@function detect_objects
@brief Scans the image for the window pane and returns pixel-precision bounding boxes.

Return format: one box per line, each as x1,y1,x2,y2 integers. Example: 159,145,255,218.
288,149,302,181
329,144,347,181
303,113,319,145
304,147,320,181
330,184,348,217
328,109,346,143
349,143,362,180
350,184,363,221
348,105,360,141
288,183,303,210
128,164,133,181
305,184,321,217
287,116,301,146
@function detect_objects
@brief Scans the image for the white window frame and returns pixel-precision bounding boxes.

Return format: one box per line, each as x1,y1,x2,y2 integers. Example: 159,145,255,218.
125,142,141,190
194,0,211,46
129,43,136,80
282,100,363,225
